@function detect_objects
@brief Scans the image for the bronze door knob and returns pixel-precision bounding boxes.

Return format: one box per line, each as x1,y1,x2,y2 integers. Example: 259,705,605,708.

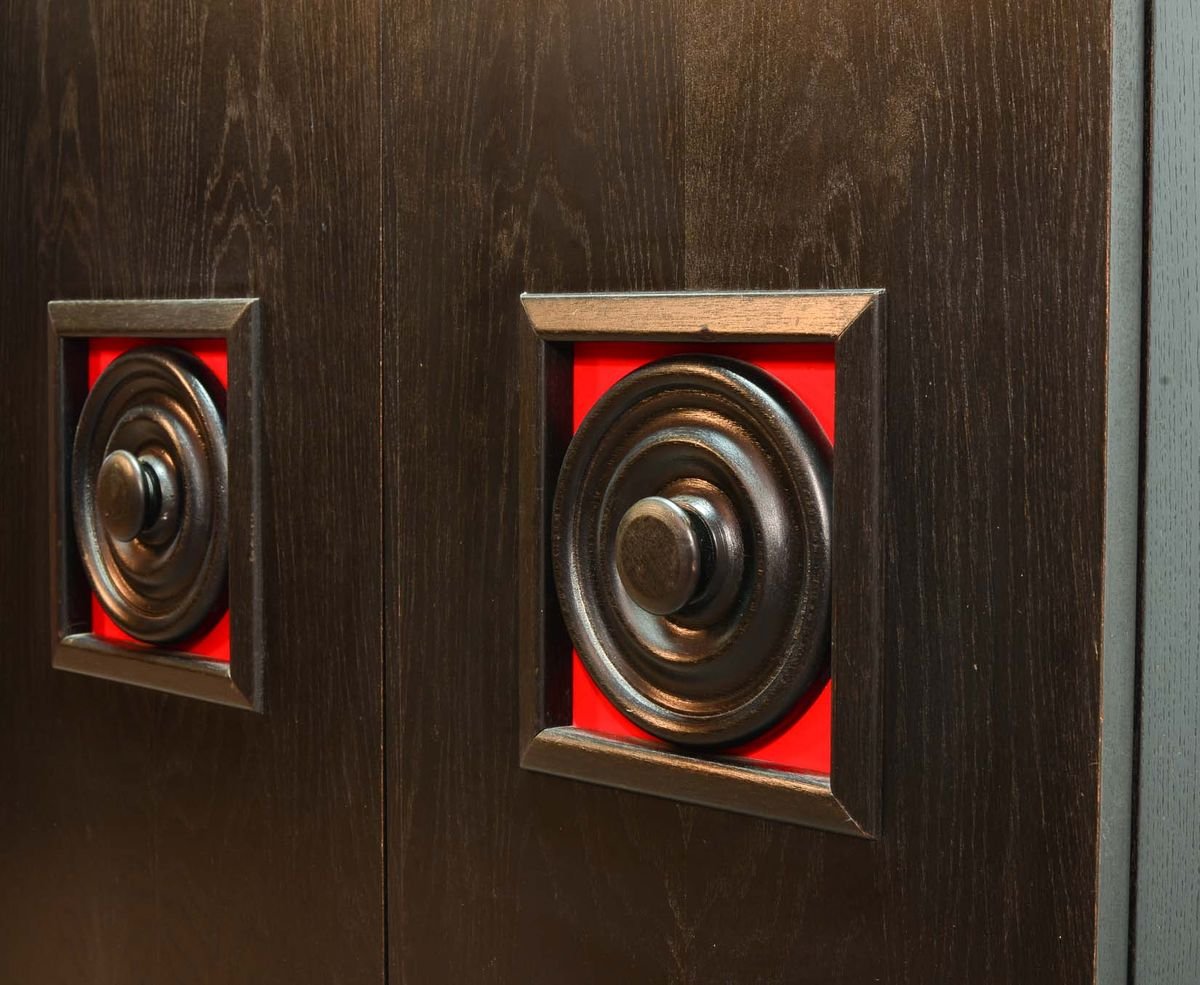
95,448,180,544
71,346,229,643
614,496,706,616
552,354,832,749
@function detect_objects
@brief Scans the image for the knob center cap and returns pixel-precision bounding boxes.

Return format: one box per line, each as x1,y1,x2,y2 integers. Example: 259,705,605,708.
96,450,159,543
615,496,711,616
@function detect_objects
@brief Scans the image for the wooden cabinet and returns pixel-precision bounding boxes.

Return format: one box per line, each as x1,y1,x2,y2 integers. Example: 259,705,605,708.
1,0,1187,981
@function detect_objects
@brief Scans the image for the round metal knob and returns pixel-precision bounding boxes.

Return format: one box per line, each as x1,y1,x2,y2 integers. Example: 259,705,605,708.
552,354,832,749
72,346,229,644
614,496,709,615
97,450,160,543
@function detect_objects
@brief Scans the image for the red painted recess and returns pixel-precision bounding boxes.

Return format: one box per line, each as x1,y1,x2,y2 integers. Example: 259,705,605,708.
570,341,836,775
87,338,231,663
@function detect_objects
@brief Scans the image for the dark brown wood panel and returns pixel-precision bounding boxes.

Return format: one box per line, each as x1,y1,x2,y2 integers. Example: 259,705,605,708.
383,0,685,981
385,1,1112,983
0,0,383,981
681,1,1110,981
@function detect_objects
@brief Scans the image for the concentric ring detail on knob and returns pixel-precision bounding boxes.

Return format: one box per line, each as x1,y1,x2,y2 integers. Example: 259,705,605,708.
552,354,833,749
71,346,229,643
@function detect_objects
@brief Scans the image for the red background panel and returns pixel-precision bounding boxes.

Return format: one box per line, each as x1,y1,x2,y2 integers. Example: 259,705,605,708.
86,338,231,662
569,341,836,775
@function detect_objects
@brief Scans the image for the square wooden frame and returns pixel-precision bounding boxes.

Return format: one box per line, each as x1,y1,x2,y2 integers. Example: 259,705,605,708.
518,291,885,836
48,299,264,711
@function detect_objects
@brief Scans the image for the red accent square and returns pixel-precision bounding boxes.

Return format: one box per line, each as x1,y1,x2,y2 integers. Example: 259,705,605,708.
570,341,835,775
86,338,231,662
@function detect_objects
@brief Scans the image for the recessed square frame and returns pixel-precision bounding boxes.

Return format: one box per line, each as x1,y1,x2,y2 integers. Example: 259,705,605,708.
518,291,885,837
48,299,264,712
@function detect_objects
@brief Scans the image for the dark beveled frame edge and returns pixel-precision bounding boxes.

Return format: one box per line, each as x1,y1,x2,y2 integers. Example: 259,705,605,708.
518,290,885,837
48,299,265,712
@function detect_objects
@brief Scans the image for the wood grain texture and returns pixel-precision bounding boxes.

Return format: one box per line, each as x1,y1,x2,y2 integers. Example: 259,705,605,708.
385,1,1115,983
1134,0,1200,980
384,1,687,981
522,289,877,339
0,0,383,981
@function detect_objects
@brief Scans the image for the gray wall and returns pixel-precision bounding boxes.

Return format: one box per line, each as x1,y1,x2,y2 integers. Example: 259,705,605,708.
1100,0,1146,979
1135,1,1200,981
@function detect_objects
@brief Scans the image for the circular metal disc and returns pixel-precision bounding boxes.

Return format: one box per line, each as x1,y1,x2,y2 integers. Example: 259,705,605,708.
72,346,229,644
552,354,832,749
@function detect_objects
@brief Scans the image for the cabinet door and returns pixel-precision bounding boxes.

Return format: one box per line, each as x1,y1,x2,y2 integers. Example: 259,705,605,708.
0,1,383,981
382,2,1137,982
